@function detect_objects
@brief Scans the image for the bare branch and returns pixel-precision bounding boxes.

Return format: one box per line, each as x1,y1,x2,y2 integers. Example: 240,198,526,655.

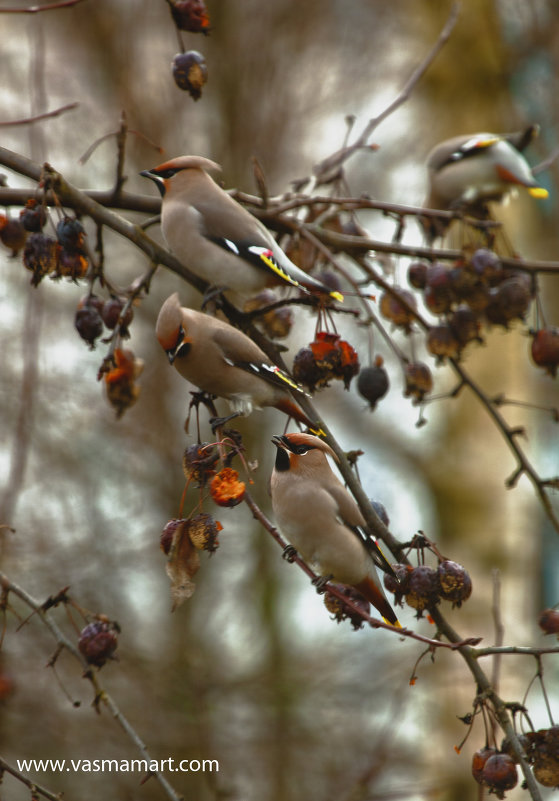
0,102,78,127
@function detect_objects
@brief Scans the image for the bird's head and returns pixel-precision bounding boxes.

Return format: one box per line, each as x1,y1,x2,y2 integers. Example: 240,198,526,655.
140,155,221,197
271,432,337,472
156,293,191,365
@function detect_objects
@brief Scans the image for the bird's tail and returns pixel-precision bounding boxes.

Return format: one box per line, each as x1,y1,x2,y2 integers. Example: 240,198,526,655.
354,576,401,627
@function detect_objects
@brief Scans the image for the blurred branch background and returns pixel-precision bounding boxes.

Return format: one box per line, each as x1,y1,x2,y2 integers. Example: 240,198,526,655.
0,1,557,800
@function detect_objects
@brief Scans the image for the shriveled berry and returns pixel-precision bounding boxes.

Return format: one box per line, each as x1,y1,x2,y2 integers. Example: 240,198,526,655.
357,356,389,409
244,289,293,339
448,306,482,348
292,346,331,391
405,565,440,614
485,276,532,328
472,746,498,784
470,248,502,285
437,560,472,607
379,287,417,330
23,232,58,285
75,306,103,348
188,512,221,553
56,250,88,281
336,339,360,389
532,727,559,786
102,297,134,332
56,217,86,253
370,499,390,527
407,260,429,289
531,328,559,377
427,325,461,361
20,198,47,232
104,348,143,418
404,362,433,403
481,753,518,796
168,0,210,33
424,283,453,315
0,215,26,255
172,51,208,100
384,563,413,606
161,518,186,555
538,608,559,635
210,467,246,507
500,734,533,763
323,583,370,630
182,442,218,486
78,621,118,668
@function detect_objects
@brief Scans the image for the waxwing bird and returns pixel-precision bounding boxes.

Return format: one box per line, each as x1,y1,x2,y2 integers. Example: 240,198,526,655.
156,293,318,428
270,432,400,625
141,156,343,302
421,126,548,241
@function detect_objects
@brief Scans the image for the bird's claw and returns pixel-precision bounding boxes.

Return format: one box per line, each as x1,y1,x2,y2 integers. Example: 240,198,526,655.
209,413,240,433
312,574,333,594
282,544,297,563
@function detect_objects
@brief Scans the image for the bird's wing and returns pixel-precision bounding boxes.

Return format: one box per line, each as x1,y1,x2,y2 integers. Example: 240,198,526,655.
328,482,396,576
211,327,308,397
191,194,342,300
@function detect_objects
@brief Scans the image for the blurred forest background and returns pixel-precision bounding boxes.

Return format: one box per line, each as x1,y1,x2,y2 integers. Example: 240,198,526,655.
0,1,558,800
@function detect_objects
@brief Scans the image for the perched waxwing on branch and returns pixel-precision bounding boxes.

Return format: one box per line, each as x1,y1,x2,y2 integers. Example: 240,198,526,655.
270,432,400,626
141,156,343,302
421,125,548,241
156,293,319,429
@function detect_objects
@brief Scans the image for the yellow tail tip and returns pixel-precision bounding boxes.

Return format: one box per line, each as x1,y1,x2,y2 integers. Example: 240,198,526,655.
528,186,549,199
330,291,344,303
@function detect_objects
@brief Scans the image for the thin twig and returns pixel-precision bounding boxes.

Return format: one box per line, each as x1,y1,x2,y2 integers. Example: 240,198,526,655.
0,0,86,12
0,102,78,127
0,573,184,801
0,756,64,801
312,2,461,184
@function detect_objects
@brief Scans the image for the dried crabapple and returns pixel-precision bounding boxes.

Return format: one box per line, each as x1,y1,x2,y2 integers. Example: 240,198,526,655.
292,346,331,391
56,216,86,253
323,583,370,630
168,0,210,33
384,563,413,606
160,518,187,555
407,260,429,290
0,215,26,255
531,328,559,377
481,753,518,797
379,287,417,330
182,442,218,486
23,232,58,285
187,512,222,552
75,305,103,348
20,198,47,232
357,355,389,409
538,608,559,635
437,560,472,606
78,621,118,668
448,306,482,348
104,348,143,418
210,467,246,507
405,565,440,614
469,248,502,285
472,746,498,784
172,51,208,100
102,297,134,332
427,324,460,361
370,499,390,527
244,289,293,339
404,362,433,403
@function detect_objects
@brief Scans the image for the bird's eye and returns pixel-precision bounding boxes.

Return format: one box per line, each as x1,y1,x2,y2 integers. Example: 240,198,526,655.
295,445,310,455
156,168,180,179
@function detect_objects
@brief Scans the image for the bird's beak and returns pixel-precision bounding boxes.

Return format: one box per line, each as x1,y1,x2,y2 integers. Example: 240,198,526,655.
271,435,289,449
140,170,165,197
